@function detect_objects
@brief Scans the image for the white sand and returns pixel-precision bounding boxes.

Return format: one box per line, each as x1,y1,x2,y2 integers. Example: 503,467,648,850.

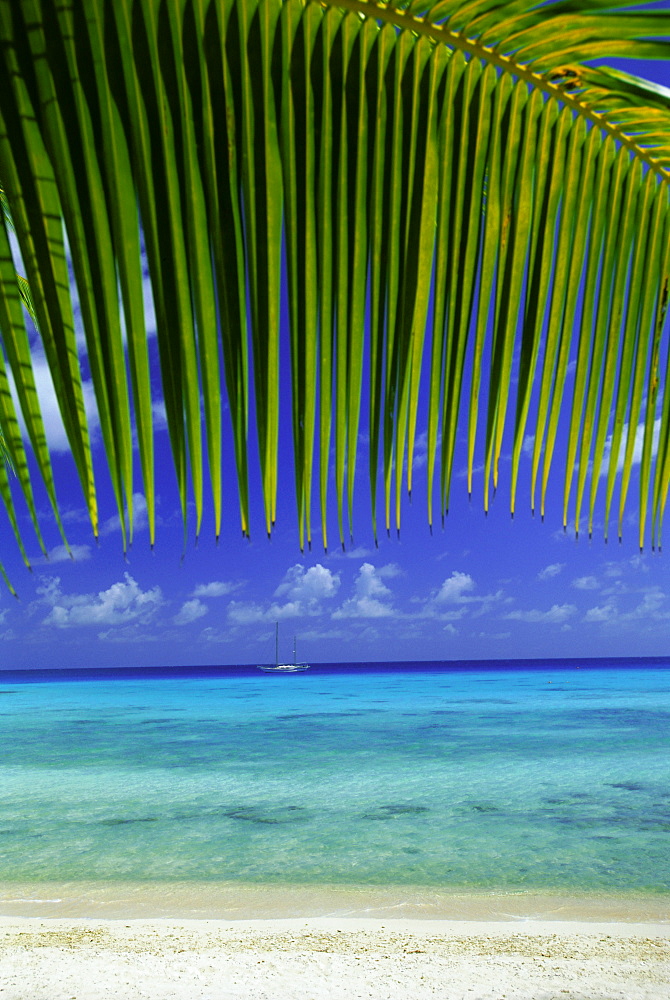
1,915,669,1000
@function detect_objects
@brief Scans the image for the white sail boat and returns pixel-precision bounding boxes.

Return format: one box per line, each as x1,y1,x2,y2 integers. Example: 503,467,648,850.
257,622,310,673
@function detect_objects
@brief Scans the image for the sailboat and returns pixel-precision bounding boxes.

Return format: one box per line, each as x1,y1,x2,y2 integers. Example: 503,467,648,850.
257,622,311,673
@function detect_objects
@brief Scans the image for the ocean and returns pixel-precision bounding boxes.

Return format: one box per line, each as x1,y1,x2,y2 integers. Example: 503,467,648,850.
0,658,669,919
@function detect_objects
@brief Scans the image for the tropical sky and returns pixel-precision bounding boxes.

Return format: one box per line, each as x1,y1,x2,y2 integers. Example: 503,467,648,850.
1,56,669,671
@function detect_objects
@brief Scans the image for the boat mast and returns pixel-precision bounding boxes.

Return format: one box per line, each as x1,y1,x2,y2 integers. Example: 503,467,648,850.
275,621,279,668
293,636,296,666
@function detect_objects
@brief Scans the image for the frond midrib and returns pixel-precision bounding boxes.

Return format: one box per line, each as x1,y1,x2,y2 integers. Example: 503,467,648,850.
325,0,670,184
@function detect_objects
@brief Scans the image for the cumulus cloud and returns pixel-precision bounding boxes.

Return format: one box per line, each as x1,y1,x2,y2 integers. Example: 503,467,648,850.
418,571,505,622
226,601,268,625
572,575,599,590
39,573,163,628
226,563,340,624
505,603,577,624
631,590,666,616
434,571,475,603
583,588,669,627
537,563,564,581
174,598,208,625
192,581,239,598
275,564,340,604
333,563,395,619
584,603,616,623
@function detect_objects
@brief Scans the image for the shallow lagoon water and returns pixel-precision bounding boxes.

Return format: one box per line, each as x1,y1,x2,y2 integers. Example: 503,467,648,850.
0,659,669,905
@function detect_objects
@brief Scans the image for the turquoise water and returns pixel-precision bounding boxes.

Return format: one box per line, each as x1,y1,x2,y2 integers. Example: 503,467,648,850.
0,660,669,896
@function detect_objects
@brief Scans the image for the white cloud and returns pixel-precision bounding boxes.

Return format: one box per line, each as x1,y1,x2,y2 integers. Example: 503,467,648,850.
628,554,649,573
537,563,564,581
412,430,429,470
376,563,402,579
597,557,650,592
226,601,268,625
35,544,92,565
333,595,393,618
61,506,94,526
200,626,224,643
198,625,240,644
583,588,669,627
226,598,304,624
601,580,628,597
326,545,373,560
192,581,238,598
152,400,168,429
332,563,395,619
142,265,157,337
601,418,661,475
438,608,468,621
10,354,100,453
522,434,535,456
174,598,208,625
457,460,484,481
628,590,666,618
572,575,599,590
267,601,303,619
39,573,163,628
584,603,616,623
356,563,393,599
227,564,341,624
297,627,348,642
275,564,340,604
435,571,475,603
99,493,149,537
95,624,165,643
505,604,577,624
417,571,505,621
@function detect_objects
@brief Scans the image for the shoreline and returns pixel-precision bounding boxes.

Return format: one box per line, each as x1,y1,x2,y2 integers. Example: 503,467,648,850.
1,880,668,922
3,885,668,997
1,914,668,999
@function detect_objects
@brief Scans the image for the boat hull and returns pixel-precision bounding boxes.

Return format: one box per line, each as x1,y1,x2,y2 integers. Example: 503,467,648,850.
257,664,310,673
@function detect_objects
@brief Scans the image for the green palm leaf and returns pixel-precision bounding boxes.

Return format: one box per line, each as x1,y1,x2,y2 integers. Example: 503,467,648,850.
1,0,670,588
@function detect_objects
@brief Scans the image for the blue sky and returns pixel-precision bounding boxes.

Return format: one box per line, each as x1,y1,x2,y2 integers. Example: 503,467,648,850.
1,54,670,670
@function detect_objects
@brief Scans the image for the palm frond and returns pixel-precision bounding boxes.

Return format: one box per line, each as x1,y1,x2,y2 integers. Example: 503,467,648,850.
0,0,670,588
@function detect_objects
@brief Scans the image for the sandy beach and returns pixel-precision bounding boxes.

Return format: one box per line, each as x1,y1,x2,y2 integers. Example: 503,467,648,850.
1,913,668,1000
